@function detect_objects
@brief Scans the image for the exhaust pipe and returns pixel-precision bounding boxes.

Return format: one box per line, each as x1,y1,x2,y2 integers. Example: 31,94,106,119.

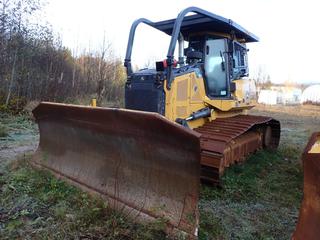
178,33,185,66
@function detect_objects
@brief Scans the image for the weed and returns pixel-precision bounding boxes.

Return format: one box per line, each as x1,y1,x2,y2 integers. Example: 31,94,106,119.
0,95,27,115
199,210,225,240
0,123,8,137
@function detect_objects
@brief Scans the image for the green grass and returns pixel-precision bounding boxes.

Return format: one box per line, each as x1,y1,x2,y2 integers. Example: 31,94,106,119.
199,149,303,240
0,158,170,239
0,112,37,142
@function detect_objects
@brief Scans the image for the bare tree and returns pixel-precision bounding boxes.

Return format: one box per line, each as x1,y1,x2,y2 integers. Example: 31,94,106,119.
253,65,271,89
0,1,126,111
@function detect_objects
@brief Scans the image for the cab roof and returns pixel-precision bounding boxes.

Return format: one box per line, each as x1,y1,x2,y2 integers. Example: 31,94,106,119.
152,13,259,43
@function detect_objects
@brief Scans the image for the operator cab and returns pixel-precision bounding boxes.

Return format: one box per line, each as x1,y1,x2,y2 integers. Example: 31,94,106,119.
186,35,249,98
124,7,259,114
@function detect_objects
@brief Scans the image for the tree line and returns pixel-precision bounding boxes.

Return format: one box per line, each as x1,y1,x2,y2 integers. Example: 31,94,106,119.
0,0,126,113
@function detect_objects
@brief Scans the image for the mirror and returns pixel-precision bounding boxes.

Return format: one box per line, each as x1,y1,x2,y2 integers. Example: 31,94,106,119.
221,62,225,71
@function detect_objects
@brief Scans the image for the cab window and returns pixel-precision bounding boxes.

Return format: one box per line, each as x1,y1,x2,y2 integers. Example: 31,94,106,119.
204,38,228,98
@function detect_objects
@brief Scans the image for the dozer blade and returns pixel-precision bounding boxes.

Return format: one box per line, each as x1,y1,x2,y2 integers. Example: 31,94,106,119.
32,102,200,237
292,132,320,240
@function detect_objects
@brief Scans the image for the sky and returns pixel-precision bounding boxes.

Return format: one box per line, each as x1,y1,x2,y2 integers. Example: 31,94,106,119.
43,0,320,84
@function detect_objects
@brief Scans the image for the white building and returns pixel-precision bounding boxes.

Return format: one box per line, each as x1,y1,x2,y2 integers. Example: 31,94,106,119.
280,88,302,105
301,85,320,104
269,86,302,105
258,90,279,105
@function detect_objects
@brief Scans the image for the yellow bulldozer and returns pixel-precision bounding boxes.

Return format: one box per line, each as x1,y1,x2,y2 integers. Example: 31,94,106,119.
32,7,281,237
123,7,281,184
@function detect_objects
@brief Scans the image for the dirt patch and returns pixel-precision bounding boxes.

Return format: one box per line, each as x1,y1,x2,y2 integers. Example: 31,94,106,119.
250,104,320,148
0,114,38,172
252,104,320,117
0,145,37,169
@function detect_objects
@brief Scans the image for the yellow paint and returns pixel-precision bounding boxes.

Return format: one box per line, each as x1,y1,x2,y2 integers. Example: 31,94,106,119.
164,72,257,129
164,72,207,129
91,98,97,107
210,109,244,120
309,138,320,154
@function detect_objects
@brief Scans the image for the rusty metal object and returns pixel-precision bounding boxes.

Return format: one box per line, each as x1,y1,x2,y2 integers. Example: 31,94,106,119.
32,102,200,237
292,132,320,240
195,115,280,184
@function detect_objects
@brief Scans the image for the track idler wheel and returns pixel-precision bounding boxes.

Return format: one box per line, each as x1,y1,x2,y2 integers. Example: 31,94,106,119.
263,126,273,149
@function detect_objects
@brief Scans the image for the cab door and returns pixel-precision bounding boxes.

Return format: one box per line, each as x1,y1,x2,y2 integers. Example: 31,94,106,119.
204,38,230,98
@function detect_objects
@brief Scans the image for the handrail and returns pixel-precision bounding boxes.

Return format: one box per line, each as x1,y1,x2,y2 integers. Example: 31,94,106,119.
165,7,229,88
124,18,156,75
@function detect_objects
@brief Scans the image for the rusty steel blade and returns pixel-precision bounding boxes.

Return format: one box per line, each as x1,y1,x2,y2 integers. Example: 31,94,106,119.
292,132,320,240
32,102,200,237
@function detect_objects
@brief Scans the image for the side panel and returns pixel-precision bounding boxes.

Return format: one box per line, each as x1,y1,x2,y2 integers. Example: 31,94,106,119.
164,72,207,129
164,71,257,129
233,78,257,105
203,77,257,112
32,102,200,237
